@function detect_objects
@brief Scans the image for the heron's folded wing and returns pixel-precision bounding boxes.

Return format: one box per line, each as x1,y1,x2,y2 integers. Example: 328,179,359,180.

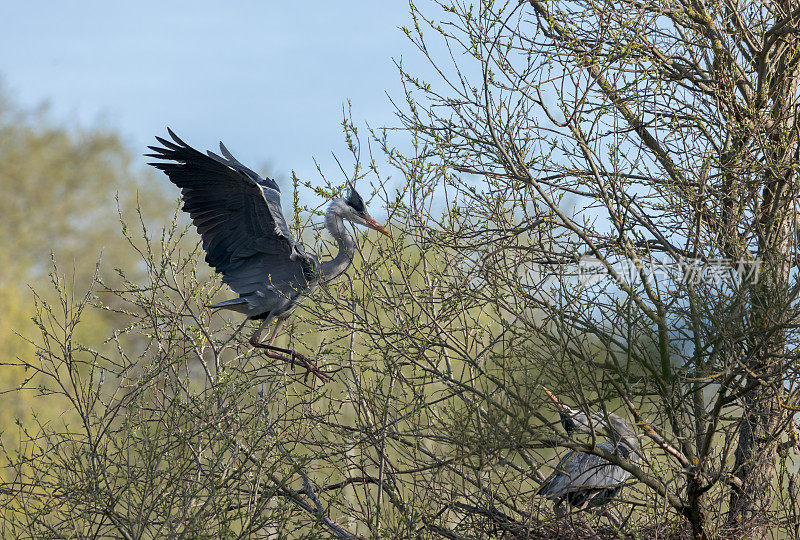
538,442,631,498
147,129,309,295
568,441,631,490
537,450,579,498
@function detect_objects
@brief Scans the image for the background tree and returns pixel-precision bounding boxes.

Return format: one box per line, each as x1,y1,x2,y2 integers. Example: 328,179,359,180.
0,88,172,452
384,0,800,536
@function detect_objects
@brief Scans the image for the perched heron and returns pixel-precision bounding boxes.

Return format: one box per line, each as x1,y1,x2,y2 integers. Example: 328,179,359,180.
538,388,639,511
147,129,391,381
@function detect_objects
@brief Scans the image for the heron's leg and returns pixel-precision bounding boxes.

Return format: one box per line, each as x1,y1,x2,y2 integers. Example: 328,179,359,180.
266,320,331,383
249,319,330,383
553,499,565,517
580,491,601,511
551,499,566,536
264,318,285,349
248,319,272,348
567,507,600,540
249,319,298,363
574,499,603,540
600,507,622,529
582,519,600,540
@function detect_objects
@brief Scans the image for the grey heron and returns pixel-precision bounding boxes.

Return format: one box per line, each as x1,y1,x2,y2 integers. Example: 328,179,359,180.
147,129,390,382
538,388,639,511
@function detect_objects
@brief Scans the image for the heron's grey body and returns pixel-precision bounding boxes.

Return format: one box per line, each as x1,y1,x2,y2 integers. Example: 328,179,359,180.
147,130,386,338
538,440,635,508
538,407,639,509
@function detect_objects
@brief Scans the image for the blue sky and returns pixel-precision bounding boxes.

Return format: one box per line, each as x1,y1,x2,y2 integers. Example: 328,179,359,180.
0,1,416,189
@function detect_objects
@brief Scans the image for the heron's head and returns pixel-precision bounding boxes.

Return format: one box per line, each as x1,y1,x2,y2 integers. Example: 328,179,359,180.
558,409,598,435
542,386,601,436
542,386,638,448
330,187,391,237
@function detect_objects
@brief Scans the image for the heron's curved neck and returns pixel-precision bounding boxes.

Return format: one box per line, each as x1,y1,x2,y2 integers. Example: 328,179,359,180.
613,434,640,456
604,420,640,455
320,205,356,283
571,409,640,455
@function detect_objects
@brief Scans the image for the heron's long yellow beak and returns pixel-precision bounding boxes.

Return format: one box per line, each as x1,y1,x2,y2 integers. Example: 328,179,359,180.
365,215,392,238
541,385,565,411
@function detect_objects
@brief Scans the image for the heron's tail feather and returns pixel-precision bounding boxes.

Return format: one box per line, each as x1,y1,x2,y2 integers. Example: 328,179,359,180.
206,298,249,310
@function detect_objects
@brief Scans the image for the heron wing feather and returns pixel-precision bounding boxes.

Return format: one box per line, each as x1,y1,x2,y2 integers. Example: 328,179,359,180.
538,442,631,501
147,129,311,298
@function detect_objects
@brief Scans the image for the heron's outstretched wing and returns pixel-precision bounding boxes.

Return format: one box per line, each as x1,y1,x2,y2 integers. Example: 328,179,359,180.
206,140,282,193
147,129,312,296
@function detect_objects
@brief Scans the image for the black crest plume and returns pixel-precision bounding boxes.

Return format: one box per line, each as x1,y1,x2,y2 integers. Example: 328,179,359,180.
345,186,365,214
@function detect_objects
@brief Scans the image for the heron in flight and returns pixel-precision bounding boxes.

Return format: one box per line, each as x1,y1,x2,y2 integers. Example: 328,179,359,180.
147,129,391,381
538,388,639,511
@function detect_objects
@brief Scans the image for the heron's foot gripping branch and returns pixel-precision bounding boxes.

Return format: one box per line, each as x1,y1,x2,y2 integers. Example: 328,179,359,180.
287,350,332,383
249,339,331,383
